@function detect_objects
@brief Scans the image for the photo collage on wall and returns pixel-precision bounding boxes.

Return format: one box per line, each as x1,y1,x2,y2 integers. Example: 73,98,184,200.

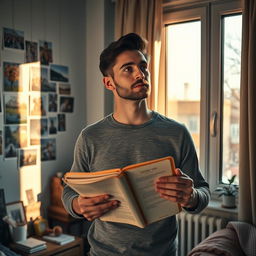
0,27,75,164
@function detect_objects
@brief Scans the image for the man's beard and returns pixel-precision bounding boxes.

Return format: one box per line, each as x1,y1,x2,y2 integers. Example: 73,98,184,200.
114,79,150,101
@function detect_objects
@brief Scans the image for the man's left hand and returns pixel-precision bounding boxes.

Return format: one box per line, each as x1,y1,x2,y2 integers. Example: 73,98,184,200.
154,168,198,208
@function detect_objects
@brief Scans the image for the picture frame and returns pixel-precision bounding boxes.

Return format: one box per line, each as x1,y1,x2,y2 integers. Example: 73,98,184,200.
6,201,27,225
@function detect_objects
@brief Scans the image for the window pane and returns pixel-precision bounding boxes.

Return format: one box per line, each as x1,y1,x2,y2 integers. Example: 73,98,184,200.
166,21,201,157
222,14,242,184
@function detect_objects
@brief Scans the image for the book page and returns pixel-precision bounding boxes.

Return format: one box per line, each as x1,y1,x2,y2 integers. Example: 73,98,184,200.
64,175,141,227
125,158,180,224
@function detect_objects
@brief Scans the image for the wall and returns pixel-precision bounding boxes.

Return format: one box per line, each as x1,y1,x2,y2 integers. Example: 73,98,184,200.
0,0,87,213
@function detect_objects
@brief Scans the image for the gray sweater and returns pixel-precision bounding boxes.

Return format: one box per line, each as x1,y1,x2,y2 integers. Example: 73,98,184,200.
62,111,210,256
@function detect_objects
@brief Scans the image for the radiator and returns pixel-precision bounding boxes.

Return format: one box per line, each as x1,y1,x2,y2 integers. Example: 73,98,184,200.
176,211,228,256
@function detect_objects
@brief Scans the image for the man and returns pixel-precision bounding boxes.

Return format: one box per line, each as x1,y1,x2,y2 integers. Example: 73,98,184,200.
62,33,210,256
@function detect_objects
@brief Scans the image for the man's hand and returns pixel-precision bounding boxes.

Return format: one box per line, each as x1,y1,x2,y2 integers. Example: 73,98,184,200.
155,168,198,208
72,194,120,221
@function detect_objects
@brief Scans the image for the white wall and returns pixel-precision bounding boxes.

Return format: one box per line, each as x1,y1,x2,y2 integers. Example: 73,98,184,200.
0,0,86,211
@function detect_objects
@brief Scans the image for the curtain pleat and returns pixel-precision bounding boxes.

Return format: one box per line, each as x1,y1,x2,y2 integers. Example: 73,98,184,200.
238,0,256,225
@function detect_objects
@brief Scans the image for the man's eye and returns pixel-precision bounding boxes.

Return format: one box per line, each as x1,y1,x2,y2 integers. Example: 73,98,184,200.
123,66,133,72
140,65,148,72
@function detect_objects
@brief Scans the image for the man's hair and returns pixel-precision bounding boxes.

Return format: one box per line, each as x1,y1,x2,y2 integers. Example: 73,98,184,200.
99,33,148,76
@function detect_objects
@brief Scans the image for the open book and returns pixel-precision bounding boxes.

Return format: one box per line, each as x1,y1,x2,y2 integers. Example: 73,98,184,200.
63,156,182,228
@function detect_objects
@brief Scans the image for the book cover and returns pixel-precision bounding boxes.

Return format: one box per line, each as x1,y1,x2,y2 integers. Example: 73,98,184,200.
15,237,46,249
42,234,75,245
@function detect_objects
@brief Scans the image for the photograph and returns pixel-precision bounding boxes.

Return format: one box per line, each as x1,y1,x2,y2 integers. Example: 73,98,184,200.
41,66,49,92
4,94,28,124
25,189,35,205
25,41,38,63
41,138,56,161
58,83,71,95
47,82,56,92
3,62,21,92
4,125,27,158
39,40,53,65
50,64,69,82
0,130,2,155
6,201,26,225
30,94,47,116
30,62,41,91
30,119,40,145
59,96,74,113
19,63,30,92
58,114,66,132
3,27,25,50
41,118,48,137
48,117,57,135
48,93,57,112
19,148,37,167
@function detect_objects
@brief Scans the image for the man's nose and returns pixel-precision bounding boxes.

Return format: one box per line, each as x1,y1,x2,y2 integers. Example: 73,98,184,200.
135,67,145,80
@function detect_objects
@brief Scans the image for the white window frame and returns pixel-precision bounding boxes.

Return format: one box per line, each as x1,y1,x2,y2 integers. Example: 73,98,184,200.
163,0,242,192
209,0,242,191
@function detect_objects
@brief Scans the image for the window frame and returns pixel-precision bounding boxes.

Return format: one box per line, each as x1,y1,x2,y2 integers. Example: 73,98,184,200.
163,5,210,182
163,0,242,192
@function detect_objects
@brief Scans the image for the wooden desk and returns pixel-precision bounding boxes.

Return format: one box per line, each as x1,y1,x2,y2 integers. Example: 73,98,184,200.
9,236,84,256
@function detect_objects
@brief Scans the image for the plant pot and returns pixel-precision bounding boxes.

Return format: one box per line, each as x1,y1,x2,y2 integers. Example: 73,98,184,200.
222,195,236,208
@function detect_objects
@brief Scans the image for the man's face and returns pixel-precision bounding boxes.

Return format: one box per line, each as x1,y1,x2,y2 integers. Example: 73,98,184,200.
110,50,150,101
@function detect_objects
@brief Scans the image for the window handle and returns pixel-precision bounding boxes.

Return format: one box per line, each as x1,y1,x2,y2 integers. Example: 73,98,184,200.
210,111,217,137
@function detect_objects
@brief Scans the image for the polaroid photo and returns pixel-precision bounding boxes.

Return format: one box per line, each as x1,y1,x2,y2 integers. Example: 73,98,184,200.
29,119,40,145
4,125,19,158
39,40,53,65
29,94,47,116
50,64,69,82
48,93,57,112
41,138,56,161
4,94,28,124
41,66,50,92
19,63,32,92
59,96,74,113
25,41,38,63
30,62,41,91
19,148,38,168
58,83,71,95
41,118,48,137
25,189,35,205
58,114,66,132
48,116,57,135
3,62,22,92
3,27,25,50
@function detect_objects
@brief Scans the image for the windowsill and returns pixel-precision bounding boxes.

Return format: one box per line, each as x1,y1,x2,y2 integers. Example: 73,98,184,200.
202,199,238,220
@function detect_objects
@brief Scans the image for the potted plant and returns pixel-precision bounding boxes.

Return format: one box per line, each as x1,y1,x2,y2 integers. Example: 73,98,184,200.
215,175,238,208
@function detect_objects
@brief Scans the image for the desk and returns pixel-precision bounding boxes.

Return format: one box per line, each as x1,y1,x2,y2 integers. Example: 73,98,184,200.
9,236,83,256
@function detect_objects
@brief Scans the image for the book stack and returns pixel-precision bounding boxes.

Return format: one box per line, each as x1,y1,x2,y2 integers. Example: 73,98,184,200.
42,234,75,245
15,237,47,254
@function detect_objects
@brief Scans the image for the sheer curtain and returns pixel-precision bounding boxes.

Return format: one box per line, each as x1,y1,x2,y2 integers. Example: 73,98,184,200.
239,0,256,225
115,0,163,111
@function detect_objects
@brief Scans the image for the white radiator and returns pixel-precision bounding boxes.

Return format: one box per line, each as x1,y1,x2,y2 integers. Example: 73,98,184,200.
176,211,228,256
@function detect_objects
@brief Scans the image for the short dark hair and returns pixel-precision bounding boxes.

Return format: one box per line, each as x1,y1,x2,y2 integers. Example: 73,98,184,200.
99,33,148,76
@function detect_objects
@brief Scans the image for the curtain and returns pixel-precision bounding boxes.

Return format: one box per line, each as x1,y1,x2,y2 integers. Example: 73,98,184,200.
115,0,163,111
239,0,256,225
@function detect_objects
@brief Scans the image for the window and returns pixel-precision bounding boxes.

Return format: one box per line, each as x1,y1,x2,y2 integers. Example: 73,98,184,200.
163,0,242,190
166,21,201,156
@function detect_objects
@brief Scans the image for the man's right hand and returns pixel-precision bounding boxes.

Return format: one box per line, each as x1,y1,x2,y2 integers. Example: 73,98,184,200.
72,194,120,221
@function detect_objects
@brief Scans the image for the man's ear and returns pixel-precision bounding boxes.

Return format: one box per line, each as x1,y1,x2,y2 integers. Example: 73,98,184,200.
103,76,115,91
